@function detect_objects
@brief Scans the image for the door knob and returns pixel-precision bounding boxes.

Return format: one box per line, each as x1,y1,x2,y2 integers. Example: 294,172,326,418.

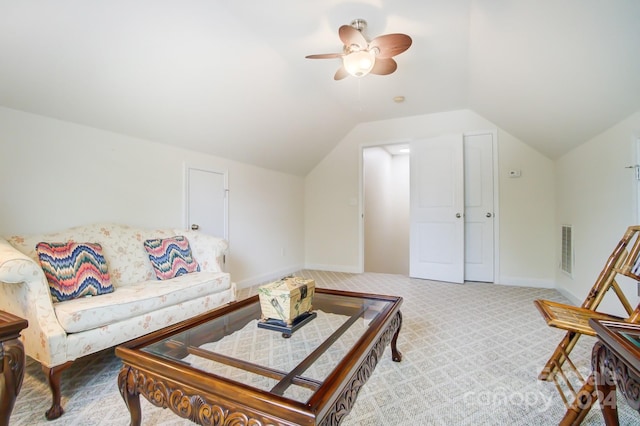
191,224,200,230
486,212,492,218
456,213,462,218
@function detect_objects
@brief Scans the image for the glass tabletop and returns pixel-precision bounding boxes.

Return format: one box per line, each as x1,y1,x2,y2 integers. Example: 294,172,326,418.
621,331,640,349
139,290,398,403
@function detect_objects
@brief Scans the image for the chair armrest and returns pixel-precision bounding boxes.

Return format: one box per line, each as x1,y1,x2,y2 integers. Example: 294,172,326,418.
534,299,623,335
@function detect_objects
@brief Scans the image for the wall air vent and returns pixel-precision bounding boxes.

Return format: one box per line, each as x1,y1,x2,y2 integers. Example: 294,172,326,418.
561,225,573,276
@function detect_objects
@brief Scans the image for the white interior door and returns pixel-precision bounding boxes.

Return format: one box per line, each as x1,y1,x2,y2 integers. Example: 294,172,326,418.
464,133,495,282
186,167,228,239
409,134,465,283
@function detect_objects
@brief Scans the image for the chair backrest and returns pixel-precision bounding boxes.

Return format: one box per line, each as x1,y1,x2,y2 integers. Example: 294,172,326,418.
581,226,640,315
614,225,640,280
625,302,640,324
618,226,640,324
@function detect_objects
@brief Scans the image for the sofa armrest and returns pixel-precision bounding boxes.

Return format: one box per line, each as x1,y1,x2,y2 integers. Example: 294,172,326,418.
0,237,68,366
0,239,42,284
173,229,229,273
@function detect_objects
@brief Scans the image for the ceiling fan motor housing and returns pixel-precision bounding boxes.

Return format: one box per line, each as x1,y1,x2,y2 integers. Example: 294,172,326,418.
350,19,368,33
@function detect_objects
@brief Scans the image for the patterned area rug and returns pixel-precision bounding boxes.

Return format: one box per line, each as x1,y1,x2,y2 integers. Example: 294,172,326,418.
9,271,638,425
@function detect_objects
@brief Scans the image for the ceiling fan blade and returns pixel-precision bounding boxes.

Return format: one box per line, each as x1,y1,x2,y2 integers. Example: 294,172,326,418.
370,34,412,59
338,25,368,50
333,66,350,80
305,53,343,59
370,58,398,75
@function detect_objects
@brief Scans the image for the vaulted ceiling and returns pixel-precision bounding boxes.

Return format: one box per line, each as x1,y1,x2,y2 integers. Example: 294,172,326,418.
1,1,639,176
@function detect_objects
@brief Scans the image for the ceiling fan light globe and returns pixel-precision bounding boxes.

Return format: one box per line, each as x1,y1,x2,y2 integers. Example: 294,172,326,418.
343,50,376,78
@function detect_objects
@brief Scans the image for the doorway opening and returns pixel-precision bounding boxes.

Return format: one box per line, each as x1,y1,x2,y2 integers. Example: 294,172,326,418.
362,144,410,274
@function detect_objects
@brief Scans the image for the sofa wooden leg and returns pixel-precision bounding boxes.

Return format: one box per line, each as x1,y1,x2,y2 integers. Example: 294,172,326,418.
42,361,73,420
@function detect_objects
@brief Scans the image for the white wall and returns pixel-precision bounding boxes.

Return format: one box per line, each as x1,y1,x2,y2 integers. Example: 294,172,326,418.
0,105,569,291
0,106,305,288
497,129,556,286
555,111,640,315
305,109,557,287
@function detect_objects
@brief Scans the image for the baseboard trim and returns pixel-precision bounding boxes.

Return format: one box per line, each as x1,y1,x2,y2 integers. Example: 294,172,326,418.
496,276,555,289
235,265,303,290
555,287,582,305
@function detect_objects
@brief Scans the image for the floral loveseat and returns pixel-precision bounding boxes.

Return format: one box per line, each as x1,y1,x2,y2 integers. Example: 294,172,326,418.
0,223,236,419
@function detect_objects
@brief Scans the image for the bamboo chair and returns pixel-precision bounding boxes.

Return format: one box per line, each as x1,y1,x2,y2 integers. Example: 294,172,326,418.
534,225,640,424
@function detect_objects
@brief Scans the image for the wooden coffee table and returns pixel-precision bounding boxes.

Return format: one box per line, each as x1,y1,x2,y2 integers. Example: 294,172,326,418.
116,288,402,425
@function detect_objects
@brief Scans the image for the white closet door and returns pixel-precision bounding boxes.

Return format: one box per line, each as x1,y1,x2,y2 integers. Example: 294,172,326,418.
464,133,494,282
186,167,228,239
409,134,464,283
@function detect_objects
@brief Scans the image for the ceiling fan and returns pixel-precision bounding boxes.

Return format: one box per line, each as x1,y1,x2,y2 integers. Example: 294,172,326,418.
306,19,412,80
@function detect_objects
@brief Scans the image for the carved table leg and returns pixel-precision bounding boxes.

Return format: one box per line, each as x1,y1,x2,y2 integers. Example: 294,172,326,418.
0,337,26,426
118,366,142,426
593,341,619,426
43,361,72,420
391,311,403,362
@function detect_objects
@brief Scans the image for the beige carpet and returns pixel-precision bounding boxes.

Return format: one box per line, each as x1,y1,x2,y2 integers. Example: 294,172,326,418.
8,271,638,425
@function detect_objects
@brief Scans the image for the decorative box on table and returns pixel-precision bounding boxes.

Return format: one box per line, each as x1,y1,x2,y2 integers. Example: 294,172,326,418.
258,276,315,328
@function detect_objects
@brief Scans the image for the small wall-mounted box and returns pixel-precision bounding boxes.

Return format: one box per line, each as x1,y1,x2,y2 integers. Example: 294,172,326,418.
508,169,522,178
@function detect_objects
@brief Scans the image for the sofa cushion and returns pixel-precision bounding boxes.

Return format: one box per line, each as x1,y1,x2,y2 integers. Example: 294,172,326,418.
54,271,230,333
144,235,201,280
36,242,114,302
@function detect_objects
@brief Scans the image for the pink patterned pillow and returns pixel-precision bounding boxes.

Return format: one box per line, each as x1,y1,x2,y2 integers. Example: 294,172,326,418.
143,236,200,280
36,242,114,302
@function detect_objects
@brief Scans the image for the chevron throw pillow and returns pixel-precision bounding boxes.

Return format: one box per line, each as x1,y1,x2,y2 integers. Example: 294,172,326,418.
36,241,114,302
144,235,201,280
